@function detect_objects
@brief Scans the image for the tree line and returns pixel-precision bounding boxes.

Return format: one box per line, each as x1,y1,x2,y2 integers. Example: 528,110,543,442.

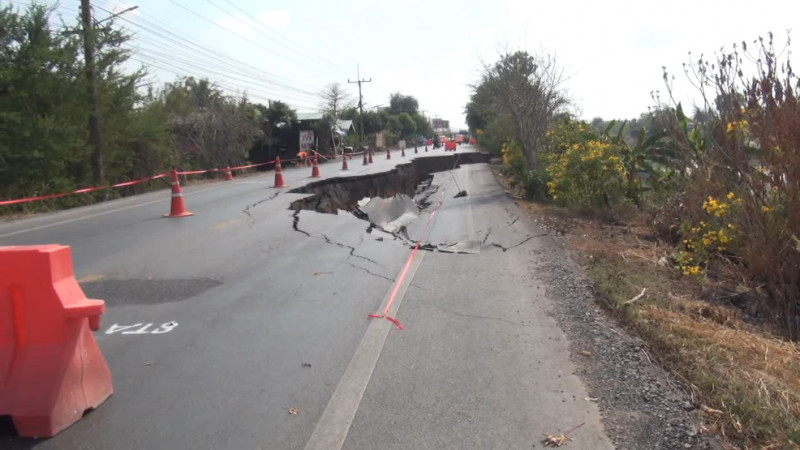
466,42,800,341
0,3,432,212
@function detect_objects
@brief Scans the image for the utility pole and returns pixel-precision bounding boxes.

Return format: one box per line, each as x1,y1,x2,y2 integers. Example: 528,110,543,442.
80,0,104,185
348,65,371,148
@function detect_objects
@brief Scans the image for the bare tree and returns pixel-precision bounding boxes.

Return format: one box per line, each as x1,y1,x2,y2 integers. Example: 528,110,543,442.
163,78,259,169
319,82,354,120
480,50,570,167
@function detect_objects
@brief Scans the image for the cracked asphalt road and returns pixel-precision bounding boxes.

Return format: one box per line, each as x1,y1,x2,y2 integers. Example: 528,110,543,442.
1,148,612,449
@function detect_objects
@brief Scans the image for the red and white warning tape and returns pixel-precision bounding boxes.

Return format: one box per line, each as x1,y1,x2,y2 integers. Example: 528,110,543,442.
0,157,320,207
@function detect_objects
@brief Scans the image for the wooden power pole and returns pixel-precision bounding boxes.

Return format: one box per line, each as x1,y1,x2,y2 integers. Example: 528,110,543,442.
80,0,104,185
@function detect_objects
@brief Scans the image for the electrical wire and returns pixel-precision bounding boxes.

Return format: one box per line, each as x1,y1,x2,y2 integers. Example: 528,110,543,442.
9,0,328,111
218,0,351,75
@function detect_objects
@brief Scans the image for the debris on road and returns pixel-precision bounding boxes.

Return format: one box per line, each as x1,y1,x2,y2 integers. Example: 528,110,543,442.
541,422,584,447
288,407,299,415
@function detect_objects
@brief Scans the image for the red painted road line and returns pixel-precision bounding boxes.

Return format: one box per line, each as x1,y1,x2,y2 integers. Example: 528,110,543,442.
368,193,445,329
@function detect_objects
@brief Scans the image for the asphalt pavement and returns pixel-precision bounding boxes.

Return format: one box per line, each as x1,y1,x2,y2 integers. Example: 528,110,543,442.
1,145,613,449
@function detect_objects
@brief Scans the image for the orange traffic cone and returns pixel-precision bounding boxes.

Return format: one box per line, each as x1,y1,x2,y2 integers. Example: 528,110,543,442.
164,169,194,218
342,153,349,171
311,156,321,178
224,166,233,180
274,157,287,188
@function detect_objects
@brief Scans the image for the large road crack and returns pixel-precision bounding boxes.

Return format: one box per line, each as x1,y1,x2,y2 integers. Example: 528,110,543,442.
243,191,281,220
346,261,394,282
292,210,384,269
320,233,382,266
481,228,492,245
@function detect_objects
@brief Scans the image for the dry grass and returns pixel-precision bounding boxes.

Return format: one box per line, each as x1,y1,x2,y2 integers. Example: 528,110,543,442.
644,294,800,444
575,217,800,448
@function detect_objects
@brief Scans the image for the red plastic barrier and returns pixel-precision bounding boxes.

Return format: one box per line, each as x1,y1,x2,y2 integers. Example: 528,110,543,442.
445,140,457,151
0,245,113,437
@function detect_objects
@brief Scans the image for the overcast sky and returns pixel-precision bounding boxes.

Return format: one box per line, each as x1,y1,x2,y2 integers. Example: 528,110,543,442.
14,0,800,130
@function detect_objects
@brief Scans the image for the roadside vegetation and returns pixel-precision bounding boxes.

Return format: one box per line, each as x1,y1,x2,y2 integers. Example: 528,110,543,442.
469,38,800,448
0,3,432,214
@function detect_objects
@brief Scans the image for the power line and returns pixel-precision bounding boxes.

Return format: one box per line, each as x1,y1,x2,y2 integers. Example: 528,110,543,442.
218,0,350,76
94,0,321,94
166,0,338,80
11,0,325,111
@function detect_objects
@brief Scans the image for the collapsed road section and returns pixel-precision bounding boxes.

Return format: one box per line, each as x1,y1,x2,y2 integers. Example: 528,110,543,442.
287,153,489,214
288,153,488,249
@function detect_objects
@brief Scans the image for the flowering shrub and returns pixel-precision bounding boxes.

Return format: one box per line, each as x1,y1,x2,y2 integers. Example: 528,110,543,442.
673,193,741,277
501,140,526,177
501,140,549,199
543,120,627,209
662,33,800,339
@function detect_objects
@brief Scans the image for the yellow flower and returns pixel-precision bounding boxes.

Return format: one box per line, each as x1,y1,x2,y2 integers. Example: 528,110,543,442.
762,205,772,213
726,192,735,200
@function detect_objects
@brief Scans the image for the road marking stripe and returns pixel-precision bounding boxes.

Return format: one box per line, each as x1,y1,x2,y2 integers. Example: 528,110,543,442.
77,273,106,283
304,249,427,450
211,219,241,230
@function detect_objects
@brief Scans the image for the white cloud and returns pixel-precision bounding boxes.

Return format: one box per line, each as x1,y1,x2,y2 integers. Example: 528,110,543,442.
217,15,258,39
257,10,291,30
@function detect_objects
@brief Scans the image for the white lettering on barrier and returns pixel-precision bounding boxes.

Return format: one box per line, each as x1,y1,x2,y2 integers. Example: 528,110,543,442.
105,321,178,335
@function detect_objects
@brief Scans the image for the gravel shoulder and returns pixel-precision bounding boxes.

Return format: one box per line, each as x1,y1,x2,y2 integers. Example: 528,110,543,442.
495,174,726,449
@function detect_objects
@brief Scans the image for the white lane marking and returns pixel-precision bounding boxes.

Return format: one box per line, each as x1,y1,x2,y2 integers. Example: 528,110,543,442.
0,184,233,238
105,322,179,335
304,250,427,450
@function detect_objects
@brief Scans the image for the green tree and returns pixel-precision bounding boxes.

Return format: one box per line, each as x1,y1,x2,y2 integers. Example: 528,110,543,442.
411,113,432,138
396,113,417,139
0,4,88,203
388,93,419,115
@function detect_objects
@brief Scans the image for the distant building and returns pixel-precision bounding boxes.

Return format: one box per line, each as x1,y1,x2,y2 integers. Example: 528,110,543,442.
432,118,450,134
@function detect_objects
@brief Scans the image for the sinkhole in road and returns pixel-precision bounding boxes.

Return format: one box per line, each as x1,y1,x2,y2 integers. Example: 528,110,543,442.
288,153,488,234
